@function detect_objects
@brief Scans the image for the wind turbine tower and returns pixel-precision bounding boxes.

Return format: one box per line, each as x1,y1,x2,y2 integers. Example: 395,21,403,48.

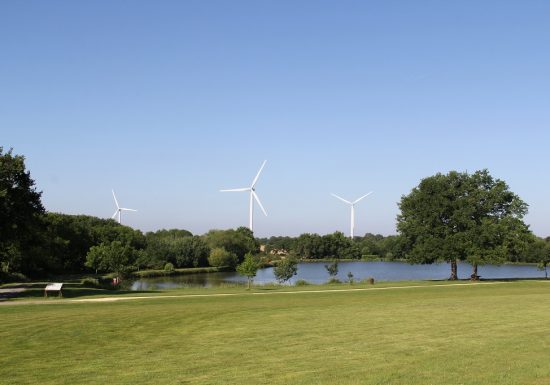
111,189,137,224
220,160,268,232
331,192,373,238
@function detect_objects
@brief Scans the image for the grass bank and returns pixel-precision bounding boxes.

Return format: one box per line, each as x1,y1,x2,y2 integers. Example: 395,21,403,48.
132,266,229,278
1,280,549,384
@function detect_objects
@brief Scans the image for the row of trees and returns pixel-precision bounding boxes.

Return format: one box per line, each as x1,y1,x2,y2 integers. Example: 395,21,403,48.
260,232,401,260
1,147,549,282
0,147,264,279
255,170,550,280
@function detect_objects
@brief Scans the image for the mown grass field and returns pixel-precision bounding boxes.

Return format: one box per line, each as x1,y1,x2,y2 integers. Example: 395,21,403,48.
1,280,550,385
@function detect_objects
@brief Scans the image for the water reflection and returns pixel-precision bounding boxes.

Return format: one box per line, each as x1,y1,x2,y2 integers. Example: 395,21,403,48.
129,261,545,291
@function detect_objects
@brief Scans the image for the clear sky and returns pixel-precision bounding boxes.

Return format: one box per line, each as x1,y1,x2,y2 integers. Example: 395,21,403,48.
2,1,549,237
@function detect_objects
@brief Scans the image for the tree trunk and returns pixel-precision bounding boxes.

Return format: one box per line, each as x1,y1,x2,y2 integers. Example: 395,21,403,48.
449,259,458,280
470,263,480,281
248,277,251,290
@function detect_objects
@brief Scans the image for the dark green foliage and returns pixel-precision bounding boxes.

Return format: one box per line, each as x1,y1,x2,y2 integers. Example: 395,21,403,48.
85,241,138,278
273,257,298,283
292,231,361,260
41,213,145,274
263,232,402,261
1,148,544,280
208,247,238,268
292,233,323,258
0,147,45,275
397,170,531,279
359,233,403,260
144,230,209,269
204,227,259,263
526,236,550,279
347,271,354,284
262,236,296,253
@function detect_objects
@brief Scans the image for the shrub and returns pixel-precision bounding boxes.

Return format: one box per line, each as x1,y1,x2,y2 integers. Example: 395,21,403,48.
347,271,354,284
0,271,28,284
164,262,175,272
327,278,341,284
80,277,99,288
295,279,310,286
208,247,238,268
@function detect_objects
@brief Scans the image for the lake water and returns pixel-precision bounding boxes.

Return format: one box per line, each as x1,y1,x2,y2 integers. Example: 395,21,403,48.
129,261,545,290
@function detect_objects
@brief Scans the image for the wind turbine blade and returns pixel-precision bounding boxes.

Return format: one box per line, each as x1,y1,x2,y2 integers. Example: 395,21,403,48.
250,160,267,188
353,191,373,204
331,193,352,205
111,211,119,219
220,188,250,192
252,191,268,216
121,208,137,212
112,189,120,209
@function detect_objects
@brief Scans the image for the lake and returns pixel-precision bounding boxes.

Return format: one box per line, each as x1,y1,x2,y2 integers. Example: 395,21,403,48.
129,261,545,290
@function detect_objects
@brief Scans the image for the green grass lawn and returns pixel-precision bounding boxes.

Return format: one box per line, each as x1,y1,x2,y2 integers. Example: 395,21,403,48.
1,280,550,385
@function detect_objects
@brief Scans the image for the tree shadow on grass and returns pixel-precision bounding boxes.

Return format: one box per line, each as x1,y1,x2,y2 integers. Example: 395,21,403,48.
424,277,547,283
479,277,548,282
2,283,158,301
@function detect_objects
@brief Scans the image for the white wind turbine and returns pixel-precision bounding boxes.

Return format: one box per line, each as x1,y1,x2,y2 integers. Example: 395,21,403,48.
331,192,373,239
220,160,268,232
111,189,137,224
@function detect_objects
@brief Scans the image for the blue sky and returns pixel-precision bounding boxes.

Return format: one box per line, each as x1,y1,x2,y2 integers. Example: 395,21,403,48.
1,1,549,237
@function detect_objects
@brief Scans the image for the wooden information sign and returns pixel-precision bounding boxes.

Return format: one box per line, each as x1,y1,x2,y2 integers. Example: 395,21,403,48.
44,283,63,298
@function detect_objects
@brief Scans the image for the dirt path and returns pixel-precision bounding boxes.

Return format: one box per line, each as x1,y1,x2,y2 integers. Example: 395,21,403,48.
3,280,543,306
0,287,27,301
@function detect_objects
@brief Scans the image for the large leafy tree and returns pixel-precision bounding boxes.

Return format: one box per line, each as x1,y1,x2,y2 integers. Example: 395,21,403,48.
85,241,138,278
0,148,44,274
397,170,531,280
203,227,259,263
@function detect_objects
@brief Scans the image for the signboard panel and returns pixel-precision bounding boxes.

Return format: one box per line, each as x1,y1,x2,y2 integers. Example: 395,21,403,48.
45,283,63,291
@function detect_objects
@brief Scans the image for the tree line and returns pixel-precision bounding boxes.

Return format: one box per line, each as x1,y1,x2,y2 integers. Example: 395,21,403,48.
1,147,549,282
259,232,401,260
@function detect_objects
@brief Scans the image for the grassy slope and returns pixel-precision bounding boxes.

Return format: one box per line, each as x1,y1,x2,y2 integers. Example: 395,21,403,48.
1,281,549,385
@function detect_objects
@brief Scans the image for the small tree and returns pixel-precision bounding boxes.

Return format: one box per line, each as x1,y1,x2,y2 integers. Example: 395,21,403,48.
324,260,338,278
539,260,549,280
237,253,259,289
537,239,550,279
273,257,298,284
347,271,354,284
